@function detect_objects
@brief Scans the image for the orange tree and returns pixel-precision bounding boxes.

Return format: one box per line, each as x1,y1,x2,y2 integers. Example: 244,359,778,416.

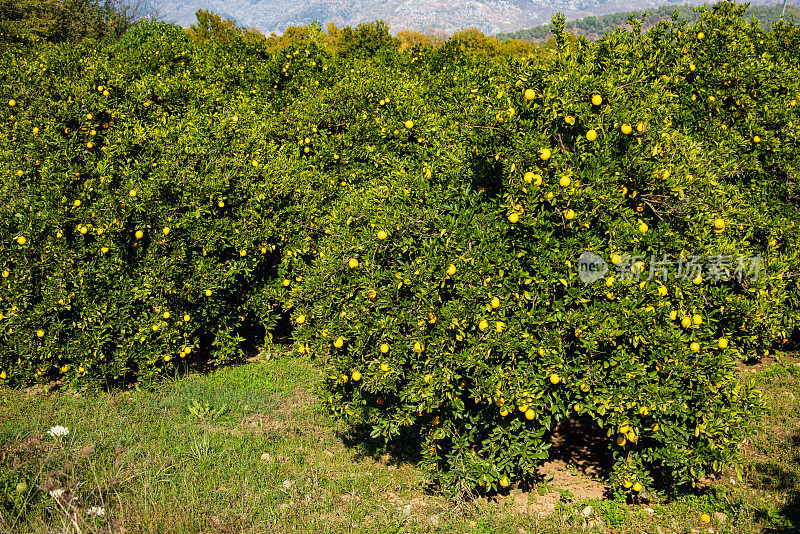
290,5,798,497
0,21,338,387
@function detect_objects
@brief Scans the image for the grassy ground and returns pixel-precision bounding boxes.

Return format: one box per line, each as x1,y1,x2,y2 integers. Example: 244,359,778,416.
0,352,797,534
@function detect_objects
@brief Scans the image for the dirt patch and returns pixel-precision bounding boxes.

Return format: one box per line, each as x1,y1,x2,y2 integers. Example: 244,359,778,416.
486,459,608,517
736,353,800,373
240,386,318,437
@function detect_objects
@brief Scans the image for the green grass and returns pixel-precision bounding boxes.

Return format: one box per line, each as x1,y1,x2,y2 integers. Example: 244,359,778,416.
1,354,798,533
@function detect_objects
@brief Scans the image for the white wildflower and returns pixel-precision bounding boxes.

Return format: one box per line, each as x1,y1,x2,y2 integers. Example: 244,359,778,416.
49,489,65,499
87,506,105,517
47,426,70,438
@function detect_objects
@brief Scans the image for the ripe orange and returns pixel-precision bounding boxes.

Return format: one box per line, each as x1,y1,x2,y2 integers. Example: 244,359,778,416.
657,285,668,297
508,213,519,224
616,435,627,446
549,373,561,385
632,482,643,492
539,148,551,161
713,218,725,232
638,222,649,233
351,370,362,381
491,297,500,309
690,342,700,352
564,209,576,220
183,314,191,322
413,341,424,353
559,175,571,187
129,189,137,197
377,230,388,240
380,343,390,354
296,315,305,325
700,513,711,523
621,123,633,134
591,94,602,105
0,371,6,380
404,120,414,129
525,409,535,420
282,279,291,287
348,258,359,268
717,338,728,349
697,32,705,40
135,230,144,239
524,88,535,100
36,329,44,338
205,289,212,296
163,227,170,235
586,129,598,141
479,319,489,331
8,99,15,106
16,236,26,245
499,475,510,487
446,264,457,276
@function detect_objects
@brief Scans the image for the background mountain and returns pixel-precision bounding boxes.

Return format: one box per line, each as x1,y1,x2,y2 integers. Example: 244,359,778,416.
147,0,797,36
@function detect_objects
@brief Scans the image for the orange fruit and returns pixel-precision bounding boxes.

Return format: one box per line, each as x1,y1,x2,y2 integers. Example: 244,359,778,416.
591,94,602,105
586,129,597,141
621,123,633,134
524,88,535,101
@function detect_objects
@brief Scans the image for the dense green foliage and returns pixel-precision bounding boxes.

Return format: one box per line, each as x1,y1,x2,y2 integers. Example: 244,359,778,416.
0,0,131,42
497,2,800,42
1,0,799,498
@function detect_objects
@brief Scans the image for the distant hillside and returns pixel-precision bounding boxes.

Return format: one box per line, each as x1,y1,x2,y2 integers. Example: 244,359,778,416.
496,2,800,42
148,0,789,36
